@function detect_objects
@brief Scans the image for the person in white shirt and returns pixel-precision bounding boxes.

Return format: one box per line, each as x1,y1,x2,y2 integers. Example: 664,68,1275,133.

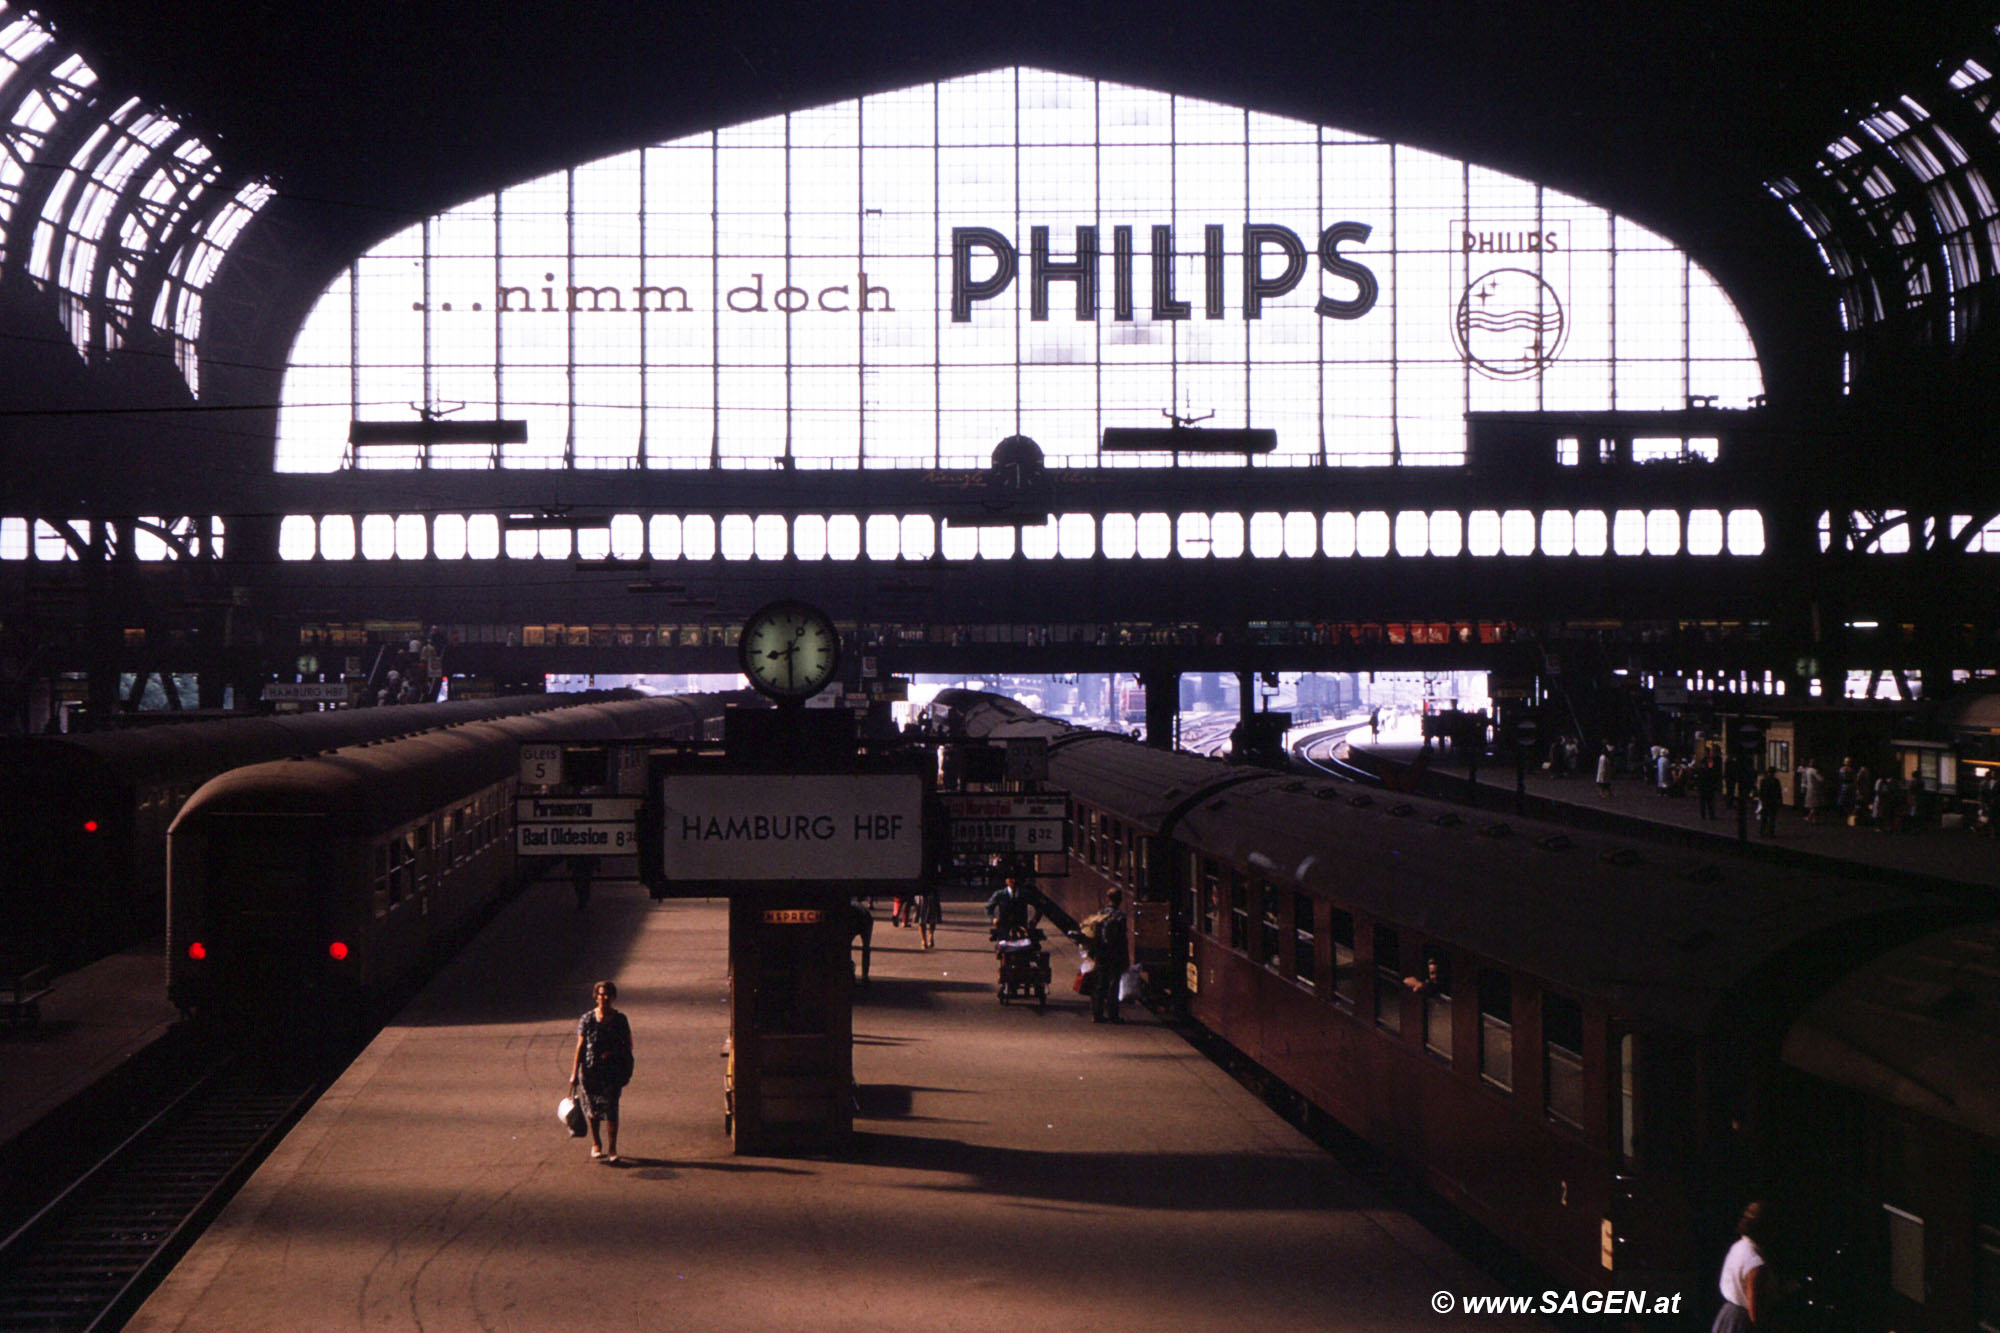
1713,1200,1773,1330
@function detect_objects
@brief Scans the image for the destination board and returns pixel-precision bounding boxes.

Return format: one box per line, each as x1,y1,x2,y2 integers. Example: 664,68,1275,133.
516,796,641,823
941,791,1068,852
517,822,641,855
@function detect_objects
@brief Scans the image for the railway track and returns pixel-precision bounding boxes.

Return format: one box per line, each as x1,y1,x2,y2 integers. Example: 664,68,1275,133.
1291,719,1378,782
0,1047,320,1332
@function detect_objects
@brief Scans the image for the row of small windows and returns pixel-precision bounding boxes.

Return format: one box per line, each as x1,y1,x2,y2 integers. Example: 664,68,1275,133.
1182,849,1603,1140
371,785,508,918
264,508,1767,561
13,507,2000,562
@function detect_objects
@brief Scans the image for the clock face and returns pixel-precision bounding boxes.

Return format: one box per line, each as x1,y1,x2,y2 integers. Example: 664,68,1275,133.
738,600,841,700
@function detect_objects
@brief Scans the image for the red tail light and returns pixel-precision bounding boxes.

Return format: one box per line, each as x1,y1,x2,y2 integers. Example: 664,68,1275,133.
328,941,349,961
187,941,206,960
82,819,99,833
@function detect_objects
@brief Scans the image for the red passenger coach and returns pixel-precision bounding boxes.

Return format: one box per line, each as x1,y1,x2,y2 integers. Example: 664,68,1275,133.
930,690,1986,1310
167,696,729,1019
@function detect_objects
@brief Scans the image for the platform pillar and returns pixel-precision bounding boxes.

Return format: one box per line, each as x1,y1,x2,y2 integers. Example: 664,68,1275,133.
1140,667,1178,750
727,885,854,1155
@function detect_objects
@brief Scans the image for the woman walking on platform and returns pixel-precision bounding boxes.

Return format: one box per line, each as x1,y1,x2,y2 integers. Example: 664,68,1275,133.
570,980,633,1163
912,889,940,949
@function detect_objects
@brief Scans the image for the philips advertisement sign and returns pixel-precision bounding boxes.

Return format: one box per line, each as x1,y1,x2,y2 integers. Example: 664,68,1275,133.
280,67,1760,473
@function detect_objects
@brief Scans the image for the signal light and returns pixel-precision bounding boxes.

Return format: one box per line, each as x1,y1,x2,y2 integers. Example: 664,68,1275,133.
328,941,349,961
187,941,206,961
83,819,99,833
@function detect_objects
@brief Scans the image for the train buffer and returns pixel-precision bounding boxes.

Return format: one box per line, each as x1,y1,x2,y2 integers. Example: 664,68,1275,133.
1,961,53,1028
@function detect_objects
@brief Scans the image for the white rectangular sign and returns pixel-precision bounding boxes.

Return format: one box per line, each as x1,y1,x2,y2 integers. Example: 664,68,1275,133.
948,819,1065,853
942,793,1067,822
517,822,640,855
263,681,354,703
660,774,924,881
519,744,563,786
516,796,641,823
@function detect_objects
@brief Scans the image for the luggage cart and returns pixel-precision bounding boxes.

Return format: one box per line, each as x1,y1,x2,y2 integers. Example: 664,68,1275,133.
995,931,1051,1009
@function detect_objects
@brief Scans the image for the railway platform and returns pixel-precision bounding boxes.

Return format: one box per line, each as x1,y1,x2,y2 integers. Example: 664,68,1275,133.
1346,735,2000,892
125,878,1546,1332
0,939,183,1226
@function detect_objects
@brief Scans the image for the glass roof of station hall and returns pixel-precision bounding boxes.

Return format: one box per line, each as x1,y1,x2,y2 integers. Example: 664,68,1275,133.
0,2,270,396
276,67,1763,473
1770,26,2000,371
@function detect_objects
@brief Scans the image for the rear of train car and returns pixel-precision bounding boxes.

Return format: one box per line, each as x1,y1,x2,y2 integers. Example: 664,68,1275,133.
166,695,726,1020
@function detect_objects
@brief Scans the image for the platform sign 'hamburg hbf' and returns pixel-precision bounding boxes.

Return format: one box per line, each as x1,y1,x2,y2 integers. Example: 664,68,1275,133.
659,775,924,883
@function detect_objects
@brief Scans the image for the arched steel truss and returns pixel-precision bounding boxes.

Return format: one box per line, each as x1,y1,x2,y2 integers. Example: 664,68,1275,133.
1769,24,2000,378
0,4,268,396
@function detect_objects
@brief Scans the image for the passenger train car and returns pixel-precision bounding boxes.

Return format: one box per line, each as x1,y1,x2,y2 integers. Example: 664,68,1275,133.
0,692,630,963
166,694,733,1020
929,688,1999,1331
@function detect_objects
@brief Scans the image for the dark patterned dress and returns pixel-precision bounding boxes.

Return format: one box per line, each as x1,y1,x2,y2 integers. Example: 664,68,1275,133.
576,1008,633,1118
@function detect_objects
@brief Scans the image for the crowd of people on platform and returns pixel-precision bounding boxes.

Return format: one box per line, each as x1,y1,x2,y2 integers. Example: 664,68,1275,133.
1531,730,2000,838
356,629,447,707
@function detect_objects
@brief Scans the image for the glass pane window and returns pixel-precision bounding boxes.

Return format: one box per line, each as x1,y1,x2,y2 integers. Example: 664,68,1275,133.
1419,951,1452,1060
1544,990,1586,1128
1479,970,1513,1091
1292,892,1315,988
1258,880,1281,969
1885,1205,1925,1305
1373,924,1401,1034
1619,1032,1637,1163
273,68,1761,475
1330,908,1357,1008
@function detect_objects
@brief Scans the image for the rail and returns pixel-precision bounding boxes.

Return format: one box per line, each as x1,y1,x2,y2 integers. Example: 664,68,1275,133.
1291,718,1379,784
0,1046,321,1331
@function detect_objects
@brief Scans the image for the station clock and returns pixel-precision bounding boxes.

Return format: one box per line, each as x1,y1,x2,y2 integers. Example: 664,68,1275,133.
737,599,841,702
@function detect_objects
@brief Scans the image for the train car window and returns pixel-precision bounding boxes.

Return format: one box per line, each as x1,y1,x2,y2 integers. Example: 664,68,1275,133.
372,844,391,918
1259,881,1281,970
1619,1032,1637,1163
1373,926,1402,1035
1229,872,1249,952
388,834,414,906
1884,1204,1925,1305
1292,893,1316,989
1421,952,1452,1060
1975,1152,1999,1332
1329,909,1357,1008
1479,971,1513,1091
1544,991,1586,1129
1200,860,1219,937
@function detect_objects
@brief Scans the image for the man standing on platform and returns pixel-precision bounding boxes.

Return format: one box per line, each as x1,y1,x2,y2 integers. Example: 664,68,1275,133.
1090,889,1130,1023
1757,769,1783,837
